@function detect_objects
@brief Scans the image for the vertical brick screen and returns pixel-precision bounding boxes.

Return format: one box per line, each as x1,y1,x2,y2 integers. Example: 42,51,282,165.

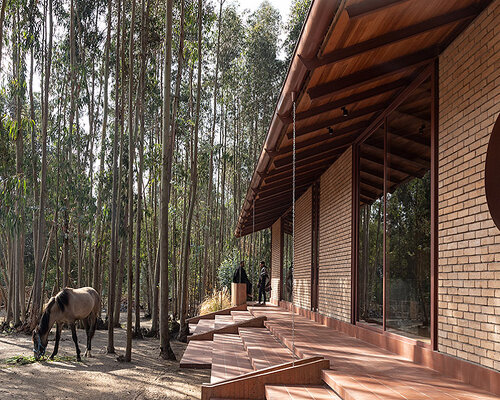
318,147,352,322
438,1,500,370
294,187,312,310
271,218,282,304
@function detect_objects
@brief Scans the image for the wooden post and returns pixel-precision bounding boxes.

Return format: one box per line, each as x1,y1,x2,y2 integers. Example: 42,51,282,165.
231,283,246,306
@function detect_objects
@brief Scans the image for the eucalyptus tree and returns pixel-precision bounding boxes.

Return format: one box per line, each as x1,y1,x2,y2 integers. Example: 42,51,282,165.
159,0,176,360
178,0,203,343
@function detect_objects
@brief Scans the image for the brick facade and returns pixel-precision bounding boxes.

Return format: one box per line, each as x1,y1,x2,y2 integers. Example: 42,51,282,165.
438,1,500,370
270,218,282,304
294,187,312,310
318,147,352,322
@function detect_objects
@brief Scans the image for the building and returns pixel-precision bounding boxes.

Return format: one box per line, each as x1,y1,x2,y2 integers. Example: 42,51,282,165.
235,0,500,394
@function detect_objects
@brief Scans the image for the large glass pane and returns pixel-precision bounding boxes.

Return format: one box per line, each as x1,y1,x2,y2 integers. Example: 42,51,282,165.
358,130,385,327
282,232,293,302
386,92,431,340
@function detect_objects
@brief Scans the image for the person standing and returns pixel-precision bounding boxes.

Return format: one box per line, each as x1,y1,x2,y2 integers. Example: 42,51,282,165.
257,261,269,305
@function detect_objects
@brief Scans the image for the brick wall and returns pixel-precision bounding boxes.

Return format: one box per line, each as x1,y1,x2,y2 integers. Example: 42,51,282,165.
294,187,312,310
271,218,282,304
438,1,500,370
318,147,352,322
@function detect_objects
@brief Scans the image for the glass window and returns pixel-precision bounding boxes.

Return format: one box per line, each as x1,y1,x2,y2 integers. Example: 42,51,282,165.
357,78,431,341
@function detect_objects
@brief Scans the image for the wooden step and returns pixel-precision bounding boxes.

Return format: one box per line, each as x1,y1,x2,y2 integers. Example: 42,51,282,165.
230,310,253,323
210,334,253,384
239,327,293,371
188,316,267,342
215,314,235,330
265,384,341,400
193,319,215,335
187,303,247,324
179,340,213,369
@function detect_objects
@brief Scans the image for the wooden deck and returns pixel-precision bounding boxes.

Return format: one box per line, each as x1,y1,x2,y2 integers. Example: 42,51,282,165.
249,305,499,400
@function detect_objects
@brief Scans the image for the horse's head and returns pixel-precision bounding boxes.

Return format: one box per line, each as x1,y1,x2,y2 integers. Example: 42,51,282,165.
32,328,47,360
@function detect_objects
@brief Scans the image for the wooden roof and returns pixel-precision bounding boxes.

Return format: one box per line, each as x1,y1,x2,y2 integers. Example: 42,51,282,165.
235,0,492,237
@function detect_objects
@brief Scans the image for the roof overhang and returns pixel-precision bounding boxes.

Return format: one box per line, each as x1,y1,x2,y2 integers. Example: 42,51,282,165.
235,0,492,237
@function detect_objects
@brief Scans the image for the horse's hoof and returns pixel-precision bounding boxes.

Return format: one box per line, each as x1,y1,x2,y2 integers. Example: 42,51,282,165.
77,356,82,362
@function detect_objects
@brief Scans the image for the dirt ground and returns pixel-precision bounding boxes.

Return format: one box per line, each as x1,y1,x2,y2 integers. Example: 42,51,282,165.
0,314,210,399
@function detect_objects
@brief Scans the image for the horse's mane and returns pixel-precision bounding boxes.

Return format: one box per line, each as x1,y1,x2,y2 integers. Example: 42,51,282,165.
39,288,71,335
39,298,55,336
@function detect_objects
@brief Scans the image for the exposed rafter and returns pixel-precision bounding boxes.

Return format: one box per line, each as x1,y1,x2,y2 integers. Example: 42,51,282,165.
274,143,347,169
308,47,437,100
301,6,478,69
356,63,433,144
279,79,408,124
346,0,410,19
287,103,386,139
280,123,366,155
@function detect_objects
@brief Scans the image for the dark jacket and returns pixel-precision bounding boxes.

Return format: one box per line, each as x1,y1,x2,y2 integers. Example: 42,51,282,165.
258,267,269,289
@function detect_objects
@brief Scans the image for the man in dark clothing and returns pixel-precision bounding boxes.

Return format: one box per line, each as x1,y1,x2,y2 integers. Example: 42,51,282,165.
257,261,269,305
233,261,252,297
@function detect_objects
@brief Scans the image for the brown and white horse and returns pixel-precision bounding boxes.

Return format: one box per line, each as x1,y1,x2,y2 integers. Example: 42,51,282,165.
32,287,100,361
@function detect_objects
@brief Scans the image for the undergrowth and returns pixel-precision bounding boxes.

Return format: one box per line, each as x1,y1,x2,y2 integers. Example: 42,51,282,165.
0,355,79,368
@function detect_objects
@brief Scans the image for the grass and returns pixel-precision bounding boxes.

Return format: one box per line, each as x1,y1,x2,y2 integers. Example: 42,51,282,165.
0,354,79,368
199,288,231,315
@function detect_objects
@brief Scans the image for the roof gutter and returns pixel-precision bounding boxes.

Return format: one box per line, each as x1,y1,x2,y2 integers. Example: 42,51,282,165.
235,0,346,237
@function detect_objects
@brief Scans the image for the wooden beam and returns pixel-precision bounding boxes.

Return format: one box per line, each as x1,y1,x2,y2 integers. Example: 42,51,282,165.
308,47,437,100
360,179,383,195
266,158,333,181
281,79,408,124
363,143,430,169
280,123,366,154
272,148,342,173
360,193,376,204
356,63,433,144
361,153,419,177
274,143,347,169
265,164,329,186
302,6,478,69
258,177,315,199
346,0,410,19
360,169,399,187
287,103,386,139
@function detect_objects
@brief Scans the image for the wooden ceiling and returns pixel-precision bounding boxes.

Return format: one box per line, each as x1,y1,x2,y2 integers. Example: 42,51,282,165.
235,0,492,237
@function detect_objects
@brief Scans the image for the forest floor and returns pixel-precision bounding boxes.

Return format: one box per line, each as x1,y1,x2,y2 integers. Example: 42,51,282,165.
0,313,210,399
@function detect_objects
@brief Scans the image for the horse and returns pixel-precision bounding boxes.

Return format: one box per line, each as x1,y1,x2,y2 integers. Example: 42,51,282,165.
32,287,100,361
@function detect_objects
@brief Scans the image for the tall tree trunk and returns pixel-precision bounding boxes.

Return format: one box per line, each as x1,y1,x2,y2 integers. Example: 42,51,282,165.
105,0,117,353
113,0,128,327
29,47,39,283
203,0,223,297
94,0,112,294
125,0,137,363
13,6,24,324
178,0,202,343
159,0,175,360
134,0,150,338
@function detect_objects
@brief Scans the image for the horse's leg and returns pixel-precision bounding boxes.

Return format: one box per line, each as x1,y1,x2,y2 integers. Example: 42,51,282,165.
70,323,82,361
50,323,62,359
82,318,90,357
86,315,97,357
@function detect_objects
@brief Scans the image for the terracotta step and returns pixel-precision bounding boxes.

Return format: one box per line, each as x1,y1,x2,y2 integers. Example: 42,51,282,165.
179,340,213,369
230,310,253,323
194,319,215,335
210,334,253,384
215,314,235,330
265,384,341,400
239,327,293,370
